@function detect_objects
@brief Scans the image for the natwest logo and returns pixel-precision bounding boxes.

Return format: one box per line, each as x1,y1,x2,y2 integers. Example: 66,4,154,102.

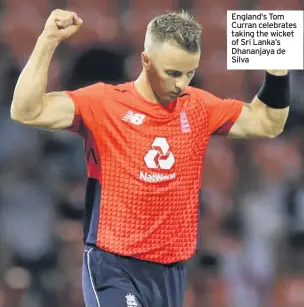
141,137,176,183
140,172,176,183
144,137,175,170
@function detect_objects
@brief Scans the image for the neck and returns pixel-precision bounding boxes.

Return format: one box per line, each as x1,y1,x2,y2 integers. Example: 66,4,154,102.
134,72,169,105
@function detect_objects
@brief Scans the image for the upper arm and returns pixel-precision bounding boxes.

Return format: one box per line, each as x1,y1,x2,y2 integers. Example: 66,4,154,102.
14,92,76,130
228,97,289,138
199,89,243,136
13,83,106,133
228,102,259,138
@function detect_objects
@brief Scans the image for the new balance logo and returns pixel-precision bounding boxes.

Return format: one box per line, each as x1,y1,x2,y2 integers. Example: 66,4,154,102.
125,293,137,307
141,137,176,183
122,111,145,125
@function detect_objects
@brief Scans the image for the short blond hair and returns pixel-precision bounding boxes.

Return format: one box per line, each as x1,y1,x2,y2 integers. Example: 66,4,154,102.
145,11,202,53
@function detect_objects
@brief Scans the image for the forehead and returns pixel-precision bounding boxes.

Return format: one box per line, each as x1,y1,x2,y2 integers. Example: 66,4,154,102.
152,41,200,71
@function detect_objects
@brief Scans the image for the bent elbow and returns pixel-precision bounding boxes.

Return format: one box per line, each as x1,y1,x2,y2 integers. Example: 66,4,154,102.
10,105,29,124
10,100,42,124
10,103,23,122
266,126,284,138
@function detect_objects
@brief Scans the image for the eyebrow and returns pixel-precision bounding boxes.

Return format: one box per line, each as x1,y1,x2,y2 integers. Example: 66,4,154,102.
166,67,198,73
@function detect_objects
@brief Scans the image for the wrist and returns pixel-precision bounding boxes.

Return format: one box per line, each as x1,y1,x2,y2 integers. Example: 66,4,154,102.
257,71,290,109
266,69,288,76
38,33,61,48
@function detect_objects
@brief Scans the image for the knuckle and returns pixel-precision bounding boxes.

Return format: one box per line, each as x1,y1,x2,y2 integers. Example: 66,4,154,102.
64,11,74,16
52,9,62,15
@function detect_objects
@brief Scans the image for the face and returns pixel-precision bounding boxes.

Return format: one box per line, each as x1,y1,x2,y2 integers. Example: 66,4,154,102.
142,41,200,103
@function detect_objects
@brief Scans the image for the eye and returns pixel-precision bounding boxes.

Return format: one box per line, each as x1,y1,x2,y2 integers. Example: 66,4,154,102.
187,70,195,78
166,70,182,78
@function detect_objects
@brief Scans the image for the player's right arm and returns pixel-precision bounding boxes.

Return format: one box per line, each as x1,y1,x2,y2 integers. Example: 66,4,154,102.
10,9,83,130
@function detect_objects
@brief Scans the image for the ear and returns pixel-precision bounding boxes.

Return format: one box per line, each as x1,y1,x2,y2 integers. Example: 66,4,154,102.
141,52,151,70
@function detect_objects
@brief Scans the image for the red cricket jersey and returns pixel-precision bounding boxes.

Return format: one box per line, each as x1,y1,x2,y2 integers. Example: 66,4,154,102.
65,82,243,264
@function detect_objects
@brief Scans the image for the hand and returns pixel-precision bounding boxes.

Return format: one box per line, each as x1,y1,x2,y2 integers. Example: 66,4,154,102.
266,70,288,76
41,9,83,43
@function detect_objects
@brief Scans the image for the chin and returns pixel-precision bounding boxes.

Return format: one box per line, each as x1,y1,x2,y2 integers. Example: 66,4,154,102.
168,94,179,100
154,91,169,103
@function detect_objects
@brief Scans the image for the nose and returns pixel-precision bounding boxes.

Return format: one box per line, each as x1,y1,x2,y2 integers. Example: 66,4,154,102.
175,76,187,93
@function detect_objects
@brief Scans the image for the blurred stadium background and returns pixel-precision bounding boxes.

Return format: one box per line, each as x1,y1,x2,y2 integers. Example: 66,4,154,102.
0,0,303,306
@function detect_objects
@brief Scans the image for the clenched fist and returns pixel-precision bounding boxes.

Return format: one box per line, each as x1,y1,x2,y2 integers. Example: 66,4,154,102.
42,9,83,42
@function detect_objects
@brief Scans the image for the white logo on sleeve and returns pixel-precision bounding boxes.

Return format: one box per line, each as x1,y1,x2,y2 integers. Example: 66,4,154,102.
141,137,176,183
126,293,138,307
122,111,145,125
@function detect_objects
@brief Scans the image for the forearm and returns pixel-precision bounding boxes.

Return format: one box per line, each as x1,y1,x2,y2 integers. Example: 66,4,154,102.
11,35,59,121
254,69,290,136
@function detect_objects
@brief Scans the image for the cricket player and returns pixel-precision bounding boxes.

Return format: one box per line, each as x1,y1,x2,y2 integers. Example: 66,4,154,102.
10,9,289,307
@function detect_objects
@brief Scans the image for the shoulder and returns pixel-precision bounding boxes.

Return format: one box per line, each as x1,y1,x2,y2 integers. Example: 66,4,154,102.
67,81,131,97
185,86,220,105
65,82,132,107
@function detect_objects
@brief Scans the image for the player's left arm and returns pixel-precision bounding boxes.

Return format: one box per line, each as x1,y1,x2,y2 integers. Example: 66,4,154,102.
228,70,290,138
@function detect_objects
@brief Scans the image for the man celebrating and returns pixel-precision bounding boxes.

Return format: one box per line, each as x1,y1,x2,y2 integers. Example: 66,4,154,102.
11,9,289,307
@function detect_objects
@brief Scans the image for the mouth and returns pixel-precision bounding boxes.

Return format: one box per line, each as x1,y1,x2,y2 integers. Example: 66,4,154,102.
169,92,181,97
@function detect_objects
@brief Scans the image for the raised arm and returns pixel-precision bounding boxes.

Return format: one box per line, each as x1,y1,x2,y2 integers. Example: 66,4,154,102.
228,70,290,138
10,9,83,129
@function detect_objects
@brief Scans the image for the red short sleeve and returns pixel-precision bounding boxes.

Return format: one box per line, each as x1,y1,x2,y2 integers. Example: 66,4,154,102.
196,89,243,135
64,83,105,135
